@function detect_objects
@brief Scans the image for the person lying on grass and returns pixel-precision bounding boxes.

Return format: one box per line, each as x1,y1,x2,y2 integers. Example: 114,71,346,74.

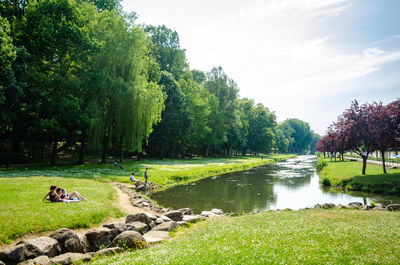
42,186,84,203
57,187,86,201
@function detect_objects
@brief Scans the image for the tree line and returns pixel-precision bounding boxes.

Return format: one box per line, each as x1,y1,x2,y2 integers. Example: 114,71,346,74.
0,0,319,165
316,100,400,175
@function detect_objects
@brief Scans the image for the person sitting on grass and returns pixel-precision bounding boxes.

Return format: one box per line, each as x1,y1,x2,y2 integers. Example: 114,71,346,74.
42,185,66,203
57,188,86,201
129,173,140,188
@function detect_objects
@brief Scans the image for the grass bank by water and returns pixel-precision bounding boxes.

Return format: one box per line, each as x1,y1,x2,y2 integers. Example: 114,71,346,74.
0,154,294,245
317,158,400,195
90,209,400,264
0,177,122,244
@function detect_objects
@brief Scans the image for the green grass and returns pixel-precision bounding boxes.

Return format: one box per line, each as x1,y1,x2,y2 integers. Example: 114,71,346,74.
0,154,294,245
0,177,122,244
89,209,400,264
0,154,295,189
318,158,400,194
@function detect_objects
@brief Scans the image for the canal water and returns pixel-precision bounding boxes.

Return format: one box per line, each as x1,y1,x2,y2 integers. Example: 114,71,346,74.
150,155,400,213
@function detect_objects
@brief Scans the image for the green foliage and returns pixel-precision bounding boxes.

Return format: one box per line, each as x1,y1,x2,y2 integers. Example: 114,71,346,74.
315,160,328,171
321,177,331,186
280,118,316,153
90,210,400,264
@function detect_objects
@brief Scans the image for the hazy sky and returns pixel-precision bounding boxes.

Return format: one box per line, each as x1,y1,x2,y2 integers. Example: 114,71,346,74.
122,0,400,135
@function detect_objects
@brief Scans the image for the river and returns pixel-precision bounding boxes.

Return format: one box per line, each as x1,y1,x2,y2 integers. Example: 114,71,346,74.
150,155,400,213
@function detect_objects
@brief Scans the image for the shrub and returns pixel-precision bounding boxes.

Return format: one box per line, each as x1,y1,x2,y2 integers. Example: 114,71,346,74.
322,178,331,186
316,161,328,171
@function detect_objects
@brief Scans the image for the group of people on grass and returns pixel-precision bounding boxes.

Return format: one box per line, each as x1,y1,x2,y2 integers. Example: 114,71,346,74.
42,185,86,203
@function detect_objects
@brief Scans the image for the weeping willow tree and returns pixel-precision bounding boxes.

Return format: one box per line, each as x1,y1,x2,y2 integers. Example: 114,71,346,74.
82,6,164,162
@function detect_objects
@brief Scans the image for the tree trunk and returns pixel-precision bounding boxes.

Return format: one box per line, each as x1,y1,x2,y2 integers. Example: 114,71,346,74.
381,149,387,174
323,152,326,158
334,152,337,161
101,136,107,163
362,155,368,175
77,128,87,164
341,152,344,161
330,152,332,162
50,140,57,166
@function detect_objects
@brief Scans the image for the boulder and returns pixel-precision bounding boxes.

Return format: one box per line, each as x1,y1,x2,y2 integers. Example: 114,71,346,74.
17,237,60,260
211,208,223,215
314,203,335,209
50,253,92,265
108,231,147,250
178,208,193,216
335,204,347,209
386,204,400,211
152,221,178,232
18,255,51,265
348,202,363,207
143,231,170,244
362,205,372,211
160,215,172,222
0,244,27,264
155,218,164,225
182,215,201,223
125,221,149,234
165,210,183,221
177,221,189,227
126,213,152,225
50,228,85,254
200,211,218,218
84,227,118,252
93,247,123,257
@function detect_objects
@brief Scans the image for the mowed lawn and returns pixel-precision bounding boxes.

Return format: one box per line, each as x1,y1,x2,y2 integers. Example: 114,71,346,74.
0,154,294,244
0,177,122,244
318,158,400,194
90,209,400,265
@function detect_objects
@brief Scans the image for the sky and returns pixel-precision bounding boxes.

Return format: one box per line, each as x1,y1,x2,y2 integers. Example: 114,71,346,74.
122,0,400,135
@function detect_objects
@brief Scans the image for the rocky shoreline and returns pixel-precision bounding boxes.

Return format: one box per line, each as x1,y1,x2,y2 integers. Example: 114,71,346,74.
1,183,399,265
0,184,225,265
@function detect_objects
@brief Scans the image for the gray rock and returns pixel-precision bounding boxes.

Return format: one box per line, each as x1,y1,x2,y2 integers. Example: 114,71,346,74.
314,203,335,209
18,255,51,265
152,221,178,232
177,221,189,227
143,231,170,244
50,228,85,254
155,218,164,225
335,204,347,209
17,237,60,260
125,221,149,234
386,204,400,211
200,211,217,217
211,208,223,215
160,215,172,222
108,231,147,250
146,213,158,221
348,202,363,207
125,213,152,225
0,244,27,264
362,205,372,211
50,252,92,265
93,247,123,257
84,227,118,252
182,215,201,223
165,210,183,221
178,208,193,216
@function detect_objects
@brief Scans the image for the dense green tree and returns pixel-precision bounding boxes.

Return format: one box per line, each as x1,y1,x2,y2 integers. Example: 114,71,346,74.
273,126,290,153
247,103,276,153
280,119,314,153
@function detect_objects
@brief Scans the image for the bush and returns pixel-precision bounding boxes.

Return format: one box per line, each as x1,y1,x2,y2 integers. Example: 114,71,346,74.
316,161,328,171
322,178,331,186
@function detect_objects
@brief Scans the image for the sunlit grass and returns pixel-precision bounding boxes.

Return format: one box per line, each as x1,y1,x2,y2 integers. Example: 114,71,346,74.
89,209,400,264
0,177,122,244
318,158,400,194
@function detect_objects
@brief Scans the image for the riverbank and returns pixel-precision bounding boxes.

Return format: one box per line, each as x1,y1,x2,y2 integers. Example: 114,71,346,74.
0,154,294,245
90,209,400,264
317,158,400,195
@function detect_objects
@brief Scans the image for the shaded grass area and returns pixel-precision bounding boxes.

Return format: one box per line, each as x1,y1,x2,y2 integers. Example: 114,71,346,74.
0,177,122,245
318,158,400,195
0,154,295,189
89,209,400,264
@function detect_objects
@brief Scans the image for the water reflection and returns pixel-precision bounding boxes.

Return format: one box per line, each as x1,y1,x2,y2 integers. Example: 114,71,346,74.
151,155,400,213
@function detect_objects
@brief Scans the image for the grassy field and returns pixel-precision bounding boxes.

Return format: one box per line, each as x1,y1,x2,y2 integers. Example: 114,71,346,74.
0,154,294,245
0,154,294,188
89,209,400,264
0,177,122,244
317,158,400,194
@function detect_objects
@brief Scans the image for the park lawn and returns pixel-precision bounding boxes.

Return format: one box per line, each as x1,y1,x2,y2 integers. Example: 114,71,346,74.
0,177,122,245
318,158,400,194
0,154,295,189
89,209,400,265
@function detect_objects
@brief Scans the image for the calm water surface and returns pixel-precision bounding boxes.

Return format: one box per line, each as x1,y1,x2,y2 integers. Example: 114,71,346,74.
151,155,400,213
